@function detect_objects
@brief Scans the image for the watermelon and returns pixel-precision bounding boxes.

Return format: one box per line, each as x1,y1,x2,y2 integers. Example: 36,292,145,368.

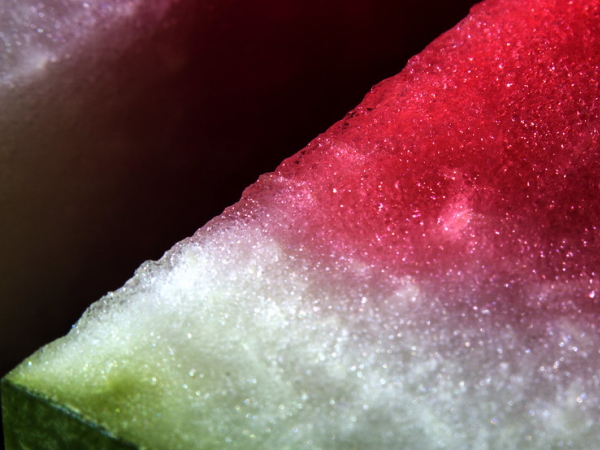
4,0,600,448
0,0,476,383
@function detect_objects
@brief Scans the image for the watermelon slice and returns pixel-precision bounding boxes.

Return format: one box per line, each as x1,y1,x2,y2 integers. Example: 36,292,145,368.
0,0,477,384
4,0,600,448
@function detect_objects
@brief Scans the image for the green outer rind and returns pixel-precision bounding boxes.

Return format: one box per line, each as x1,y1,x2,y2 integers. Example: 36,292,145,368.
1,377,139,450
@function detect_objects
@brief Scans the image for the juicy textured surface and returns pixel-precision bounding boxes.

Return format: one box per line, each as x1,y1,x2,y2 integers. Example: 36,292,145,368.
254,0,600,286
7,0,600,448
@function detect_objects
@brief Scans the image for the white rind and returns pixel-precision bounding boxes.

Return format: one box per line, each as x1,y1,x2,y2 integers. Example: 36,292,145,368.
9,213,600,449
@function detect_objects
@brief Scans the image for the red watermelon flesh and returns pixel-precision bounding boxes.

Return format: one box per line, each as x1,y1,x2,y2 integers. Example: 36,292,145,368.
243,0,600,315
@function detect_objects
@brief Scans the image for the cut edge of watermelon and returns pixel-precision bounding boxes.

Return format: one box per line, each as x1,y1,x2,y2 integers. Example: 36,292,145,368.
1,378,138,450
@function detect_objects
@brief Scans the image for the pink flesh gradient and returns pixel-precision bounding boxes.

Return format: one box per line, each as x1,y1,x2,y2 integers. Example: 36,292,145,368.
242,0,600,316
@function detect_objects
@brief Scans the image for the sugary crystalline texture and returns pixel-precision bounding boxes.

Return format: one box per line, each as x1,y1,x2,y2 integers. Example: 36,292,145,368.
6,0,600,448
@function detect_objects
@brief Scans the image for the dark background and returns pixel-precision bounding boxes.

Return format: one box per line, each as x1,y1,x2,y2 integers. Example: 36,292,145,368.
1,0,479,446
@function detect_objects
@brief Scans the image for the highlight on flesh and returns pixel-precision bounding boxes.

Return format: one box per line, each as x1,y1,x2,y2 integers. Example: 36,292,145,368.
3,0,600,448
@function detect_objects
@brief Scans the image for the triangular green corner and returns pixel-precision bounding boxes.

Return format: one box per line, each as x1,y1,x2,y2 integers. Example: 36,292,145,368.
2,377,138,450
